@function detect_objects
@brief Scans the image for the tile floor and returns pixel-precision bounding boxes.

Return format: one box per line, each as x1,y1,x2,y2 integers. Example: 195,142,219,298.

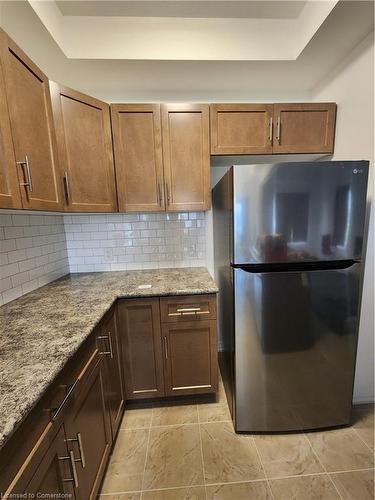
99,376,374,500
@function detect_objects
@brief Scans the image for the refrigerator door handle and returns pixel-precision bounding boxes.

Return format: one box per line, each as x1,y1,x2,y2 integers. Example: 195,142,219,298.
231,260,358,273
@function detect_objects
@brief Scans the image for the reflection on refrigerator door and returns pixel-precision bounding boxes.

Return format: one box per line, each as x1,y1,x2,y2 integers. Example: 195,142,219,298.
234,264,361,432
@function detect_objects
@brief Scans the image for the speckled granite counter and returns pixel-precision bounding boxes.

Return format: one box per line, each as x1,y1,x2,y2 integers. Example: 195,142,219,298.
0,268,217,449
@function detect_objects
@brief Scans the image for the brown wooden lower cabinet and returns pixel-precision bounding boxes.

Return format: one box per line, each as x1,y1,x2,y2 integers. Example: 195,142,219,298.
5,423,75,498
162,320,218,396
64,350,111,500
118,297,165,399
119,294,218,399
99,310,124,439
25,425,75,498
2,294,217,498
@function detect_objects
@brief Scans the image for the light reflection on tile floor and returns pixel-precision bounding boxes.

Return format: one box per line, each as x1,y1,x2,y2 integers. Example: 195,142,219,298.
100,374,374,500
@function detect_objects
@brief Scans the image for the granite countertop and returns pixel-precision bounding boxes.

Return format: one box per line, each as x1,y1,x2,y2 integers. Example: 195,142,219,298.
0,267,218,449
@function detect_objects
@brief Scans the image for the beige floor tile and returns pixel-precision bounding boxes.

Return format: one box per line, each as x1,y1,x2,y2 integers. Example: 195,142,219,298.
141,486,206,499
200,421,265,484
307,428,374,472
269,474,341,500
198,401,231,423
152,404,198,426
330,470,375,500
99,494,141,500
206,480,272,499
143,424,204,490
352,408,374,450
121,408,153,430
254,433,324,479
198,380,232,423
102,429,148,493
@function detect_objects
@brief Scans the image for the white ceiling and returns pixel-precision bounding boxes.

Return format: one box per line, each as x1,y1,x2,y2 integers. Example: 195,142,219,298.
0,0,373,102
28,0,338,60
55,1,307,19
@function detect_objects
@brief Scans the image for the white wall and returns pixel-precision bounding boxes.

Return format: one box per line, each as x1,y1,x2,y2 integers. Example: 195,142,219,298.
312,32,374,404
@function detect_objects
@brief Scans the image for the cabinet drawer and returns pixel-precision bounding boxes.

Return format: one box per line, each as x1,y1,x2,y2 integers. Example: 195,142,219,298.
160,294,216,323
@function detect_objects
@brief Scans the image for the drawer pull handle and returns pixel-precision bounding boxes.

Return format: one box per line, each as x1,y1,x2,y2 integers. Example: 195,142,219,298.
60,450,79,488
168,307,209,317
66,432,86,468
52,379,79,421
177,307,201,312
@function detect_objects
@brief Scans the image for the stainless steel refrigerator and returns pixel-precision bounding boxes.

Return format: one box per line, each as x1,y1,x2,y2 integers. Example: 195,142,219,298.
213,161,369,432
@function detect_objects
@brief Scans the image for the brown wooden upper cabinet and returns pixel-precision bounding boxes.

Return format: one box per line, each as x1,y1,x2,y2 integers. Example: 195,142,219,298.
162,103,210,211
111,103,210,212
0,30,63,211
210,102,336,155
111,104,164,212
0,56,22,209
50,82,117,212
272,103,337,154
210,104,274,155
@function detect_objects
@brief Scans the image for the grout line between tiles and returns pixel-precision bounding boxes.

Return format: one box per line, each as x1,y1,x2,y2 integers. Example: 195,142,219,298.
303,432,344,500
351,425,374,454
251,436,276,500
139,408,153,494
197,406,208,500
326,466,375,475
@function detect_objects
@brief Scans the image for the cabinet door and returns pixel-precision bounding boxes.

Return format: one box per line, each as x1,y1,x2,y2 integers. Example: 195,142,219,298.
6,424,75,498
162,320,218,396
210,104,274,154
111,104,165,212
272,103,336,153
24,425,75,498
0,56,21,209
0,30,63,210
118,298,165,399
161,103,210,211
65,352,111,500
50,82,117,212
98,309,124,439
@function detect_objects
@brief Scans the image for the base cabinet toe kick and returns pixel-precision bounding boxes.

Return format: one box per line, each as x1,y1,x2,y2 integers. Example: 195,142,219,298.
0,293,217,498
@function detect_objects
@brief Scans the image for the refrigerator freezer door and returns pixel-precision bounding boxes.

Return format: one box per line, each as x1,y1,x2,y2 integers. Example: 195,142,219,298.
233,161,368,265
234,264,361,432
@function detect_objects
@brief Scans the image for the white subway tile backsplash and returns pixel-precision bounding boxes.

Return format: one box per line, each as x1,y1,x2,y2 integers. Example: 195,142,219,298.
0,211,69,305
0,210,207,306
63,211,206,273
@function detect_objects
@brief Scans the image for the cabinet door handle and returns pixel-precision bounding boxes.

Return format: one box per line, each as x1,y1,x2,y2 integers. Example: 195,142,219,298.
268,117,273,143
60,451,79,488
17,155,33,192
166,183,171,204
157,181,163,206
276,117,281,143
97,333,114,358
63,171,71,202
66,432,86,468
69,450,79,488
177,307,201,313
163,337,168,359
